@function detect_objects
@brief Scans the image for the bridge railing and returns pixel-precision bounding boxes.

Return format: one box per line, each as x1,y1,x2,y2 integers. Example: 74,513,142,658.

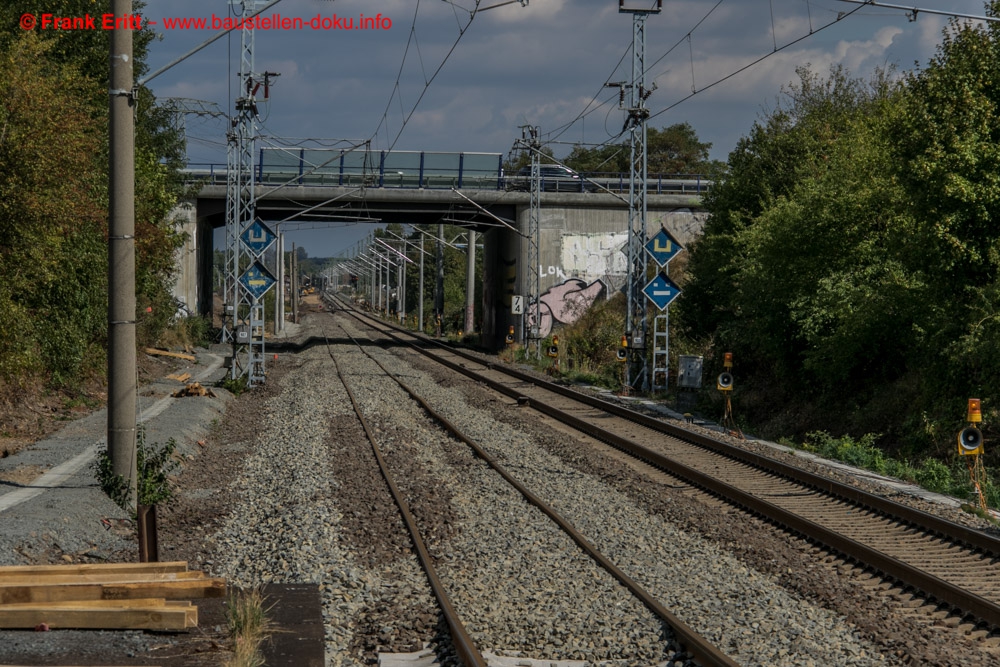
254,147,505,190
182,151,712,195
502,172,712,195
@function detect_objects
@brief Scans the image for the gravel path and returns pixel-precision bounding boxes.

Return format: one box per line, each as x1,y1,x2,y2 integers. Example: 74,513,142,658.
161,306,1000,666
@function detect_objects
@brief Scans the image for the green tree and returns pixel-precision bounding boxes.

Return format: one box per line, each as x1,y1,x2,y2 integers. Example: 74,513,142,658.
562,142,625,173
391,225,481,333
679,65,919,438
0,4,186,391
0,34,107,385
0,1,158,97
677,7,1000,454
504,145,555,175
885,3,1000,434
563,122,720,174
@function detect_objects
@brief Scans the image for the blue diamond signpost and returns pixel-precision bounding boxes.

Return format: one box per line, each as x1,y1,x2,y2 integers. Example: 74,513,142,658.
240,219,276,255
643,272,681,310
644,227,683,267
239,261,276,300
644,226,684,392
236,219,277,387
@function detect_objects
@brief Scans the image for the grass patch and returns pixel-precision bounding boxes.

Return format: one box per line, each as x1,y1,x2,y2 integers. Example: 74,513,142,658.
800,430,997,517
157,315,215,351
225,587,271,667
218,374,249,396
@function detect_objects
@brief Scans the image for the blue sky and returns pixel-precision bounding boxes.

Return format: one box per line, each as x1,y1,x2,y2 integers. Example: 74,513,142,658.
139,0,991,256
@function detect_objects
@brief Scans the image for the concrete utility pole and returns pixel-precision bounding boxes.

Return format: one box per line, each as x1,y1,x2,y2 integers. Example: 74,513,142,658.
396,244,406,327
384,248,391,316
108,0,137,508
375,252,382,312
275,232,284,332
465,230,476,335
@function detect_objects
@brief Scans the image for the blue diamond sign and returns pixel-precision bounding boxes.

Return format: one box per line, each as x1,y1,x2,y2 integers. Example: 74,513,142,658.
241,219,276,255
239,261,276,300
643,272,681,311
645,227,683,267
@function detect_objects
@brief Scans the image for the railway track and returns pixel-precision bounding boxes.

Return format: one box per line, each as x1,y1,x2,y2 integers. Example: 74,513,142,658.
323,319,738,666
328,294,1000,643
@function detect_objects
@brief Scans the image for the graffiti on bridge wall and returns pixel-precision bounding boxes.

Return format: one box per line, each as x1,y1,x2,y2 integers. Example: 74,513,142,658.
526,277,606,338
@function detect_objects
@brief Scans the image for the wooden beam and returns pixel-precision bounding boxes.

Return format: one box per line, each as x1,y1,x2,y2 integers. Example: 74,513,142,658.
0,601,196,630
2,597,170,609
0,571,207,586
0,577,225,604
0,561,206,630
0,562,189,578
144,348,196,361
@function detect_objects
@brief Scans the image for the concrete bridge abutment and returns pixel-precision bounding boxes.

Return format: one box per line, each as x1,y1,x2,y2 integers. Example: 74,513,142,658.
482,194,708,349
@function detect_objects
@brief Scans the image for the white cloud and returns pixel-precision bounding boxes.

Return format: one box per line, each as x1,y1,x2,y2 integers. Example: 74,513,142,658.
148,0,987,168
484,0,570,25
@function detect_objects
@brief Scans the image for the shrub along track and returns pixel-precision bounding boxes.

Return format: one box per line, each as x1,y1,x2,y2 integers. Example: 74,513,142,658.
324,320,737,666
331,294,1000,663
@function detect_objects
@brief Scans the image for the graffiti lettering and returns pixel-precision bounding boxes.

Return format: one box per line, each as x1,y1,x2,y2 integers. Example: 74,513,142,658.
525,278,606,338
540,265,568,281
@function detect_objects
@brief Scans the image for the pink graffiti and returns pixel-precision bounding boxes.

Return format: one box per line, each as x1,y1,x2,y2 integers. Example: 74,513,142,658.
527,278,605,338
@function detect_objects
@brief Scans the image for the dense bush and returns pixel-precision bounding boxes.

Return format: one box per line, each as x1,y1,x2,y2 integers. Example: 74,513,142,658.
0,6,184,395
679,8,1000,462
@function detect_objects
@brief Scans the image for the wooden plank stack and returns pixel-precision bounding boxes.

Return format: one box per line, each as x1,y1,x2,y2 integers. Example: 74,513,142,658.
0,561,225,631
144,348,196,362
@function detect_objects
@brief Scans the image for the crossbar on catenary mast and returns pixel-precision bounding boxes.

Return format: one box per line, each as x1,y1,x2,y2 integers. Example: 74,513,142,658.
836,0,997,23
139,0,286,85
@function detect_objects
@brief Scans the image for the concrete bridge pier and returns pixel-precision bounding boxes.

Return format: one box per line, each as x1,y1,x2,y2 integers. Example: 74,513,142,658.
169,199,215,319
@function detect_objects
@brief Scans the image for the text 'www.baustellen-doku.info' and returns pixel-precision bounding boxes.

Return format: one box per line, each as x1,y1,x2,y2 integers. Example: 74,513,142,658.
20,12,392,31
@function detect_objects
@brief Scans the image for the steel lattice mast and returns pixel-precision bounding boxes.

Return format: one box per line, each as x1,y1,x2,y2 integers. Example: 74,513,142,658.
517,125,542,358
225,0,277,386
620,0,660,393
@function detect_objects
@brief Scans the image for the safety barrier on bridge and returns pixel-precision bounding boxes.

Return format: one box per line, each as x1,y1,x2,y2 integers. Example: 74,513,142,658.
182,147,711,195
256,147,504,189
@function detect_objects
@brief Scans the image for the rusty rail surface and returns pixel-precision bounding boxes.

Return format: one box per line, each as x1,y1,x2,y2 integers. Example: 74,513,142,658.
324,337,488,667
329,316,739,667
330,295,1000,631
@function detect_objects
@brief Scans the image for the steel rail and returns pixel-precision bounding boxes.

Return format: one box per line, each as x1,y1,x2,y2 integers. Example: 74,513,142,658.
338,296,1000,553
489,363,1000,557
330,296,1000,629
323,336,487,667
334,318,739,667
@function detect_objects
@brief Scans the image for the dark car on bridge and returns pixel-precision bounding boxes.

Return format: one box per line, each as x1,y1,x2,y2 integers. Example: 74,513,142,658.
510,164,596,192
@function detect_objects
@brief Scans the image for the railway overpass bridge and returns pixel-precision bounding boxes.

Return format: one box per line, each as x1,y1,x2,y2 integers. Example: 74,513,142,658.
171,148,710,347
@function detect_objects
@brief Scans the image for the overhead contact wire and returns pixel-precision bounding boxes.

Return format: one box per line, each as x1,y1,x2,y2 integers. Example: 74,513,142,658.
647,1,868,123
